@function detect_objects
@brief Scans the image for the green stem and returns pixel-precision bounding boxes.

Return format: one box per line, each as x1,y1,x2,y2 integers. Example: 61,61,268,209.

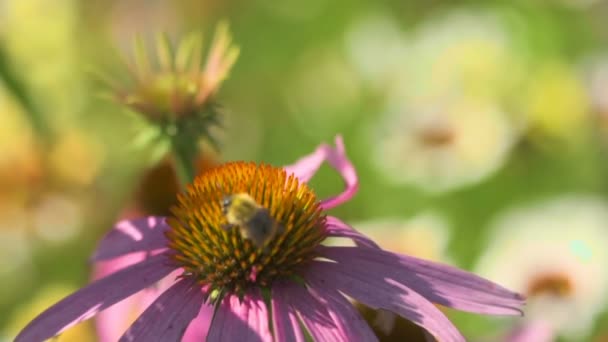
172,142,196,191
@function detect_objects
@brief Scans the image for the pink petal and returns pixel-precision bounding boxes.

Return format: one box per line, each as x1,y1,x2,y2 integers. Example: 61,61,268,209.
283,139,335,183
271,283,305,342
92,216,170,262
506,321,555,342
306,283,378,341
207,292,273,342
282,136,359,210
281,282,343,341
120,279,207,342
182,300,214,342
306,260,465,342
95,293,140,342
93,254,183,342
93,253,146,342
319,246,525,315
325,216,380,249
92,253,146,342
317,137,359,210
15,253,175,342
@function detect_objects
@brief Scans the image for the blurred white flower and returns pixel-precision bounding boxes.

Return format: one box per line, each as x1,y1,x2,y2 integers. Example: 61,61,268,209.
373,95,517,192
401,10,525,101
366,10,524,193
475,196,608,341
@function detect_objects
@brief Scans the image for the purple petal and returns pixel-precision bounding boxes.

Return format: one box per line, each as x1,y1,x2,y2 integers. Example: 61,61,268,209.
306,283,378,341
318,246,525,315
281,282,343,341
271,283,305,342
182,300,214,342
119,279,207,342
93,253,150,342
93,252,148,279
93,254,183,342
92,216,170,262
207,292,273,342
306,260,465,342
15,253,175,342
282,136,359,210
324,216,380,249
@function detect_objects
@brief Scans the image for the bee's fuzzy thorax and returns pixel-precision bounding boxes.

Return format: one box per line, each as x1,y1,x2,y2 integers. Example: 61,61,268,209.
164,161,326,299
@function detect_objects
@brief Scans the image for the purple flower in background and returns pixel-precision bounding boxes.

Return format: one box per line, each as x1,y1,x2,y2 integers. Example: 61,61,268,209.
16,136,524,342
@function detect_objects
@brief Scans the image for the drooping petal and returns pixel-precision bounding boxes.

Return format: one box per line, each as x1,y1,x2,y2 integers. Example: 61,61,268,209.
15,253,175,342
92,216,170,262
282,136,358,210
281,281,343,341
182,299,214,342
283,142,333,183
324,216,380,249
318,137,359,210
271,284,305,342
319,246,525,315
307,283,378,342
306,260,465,342
119,278,207,342
207,292,273,342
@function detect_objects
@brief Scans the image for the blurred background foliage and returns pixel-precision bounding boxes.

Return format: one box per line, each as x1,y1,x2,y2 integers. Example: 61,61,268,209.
1,0,608,341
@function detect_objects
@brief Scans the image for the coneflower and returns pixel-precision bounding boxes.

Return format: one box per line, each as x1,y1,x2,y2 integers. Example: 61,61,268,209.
17,137,524,342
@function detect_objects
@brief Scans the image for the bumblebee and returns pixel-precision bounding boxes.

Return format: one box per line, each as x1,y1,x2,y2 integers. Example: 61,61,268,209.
221,192,283,248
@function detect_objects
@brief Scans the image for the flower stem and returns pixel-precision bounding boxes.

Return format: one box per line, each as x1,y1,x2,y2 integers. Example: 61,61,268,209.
172,142,196,191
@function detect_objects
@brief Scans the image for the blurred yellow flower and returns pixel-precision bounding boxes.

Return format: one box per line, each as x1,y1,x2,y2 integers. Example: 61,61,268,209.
521,63,590,143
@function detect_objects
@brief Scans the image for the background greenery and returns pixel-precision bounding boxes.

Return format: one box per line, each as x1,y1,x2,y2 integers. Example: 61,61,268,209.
1,0,608,341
